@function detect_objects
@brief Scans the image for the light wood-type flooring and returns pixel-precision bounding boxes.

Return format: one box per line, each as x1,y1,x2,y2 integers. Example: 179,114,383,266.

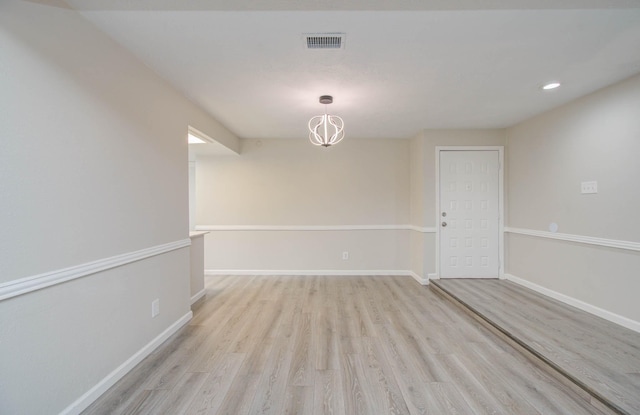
82,275,607,415
432,278,640,415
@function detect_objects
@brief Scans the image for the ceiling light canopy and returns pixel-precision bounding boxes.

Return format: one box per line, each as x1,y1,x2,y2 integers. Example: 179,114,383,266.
542,82,561,90
308,95,345,147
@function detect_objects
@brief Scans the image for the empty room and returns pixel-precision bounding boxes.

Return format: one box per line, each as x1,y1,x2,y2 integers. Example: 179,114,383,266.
1,1,639,414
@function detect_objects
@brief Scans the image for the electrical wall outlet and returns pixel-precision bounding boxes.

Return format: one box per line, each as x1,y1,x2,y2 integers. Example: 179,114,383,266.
342,251,349,260
151,299,160,318
581,181,598,194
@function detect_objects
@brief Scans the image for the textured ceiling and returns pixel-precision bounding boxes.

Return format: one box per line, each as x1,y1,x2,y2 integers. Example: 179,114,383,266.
68,0,640,140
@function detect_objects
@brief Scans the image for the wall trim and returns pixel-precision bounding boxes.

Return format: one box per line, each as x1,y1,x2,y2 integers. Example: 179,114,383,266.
505,227,640,252
206,269,429,285
0,239,191,302
190,289,206,305
504,273,640,334
408,270,429,285
60,311,193,415
195,224,436,233
408,225,437,233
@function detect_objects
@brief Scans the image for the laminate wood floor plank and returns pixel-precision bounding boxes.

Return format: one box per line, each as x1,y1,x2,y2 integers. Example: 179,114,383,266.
453,342,541,415
214,374,261,415
189,299,264,371
80,358,165,415
375,323,438,414
360,337,411,414
438,352,510,415
352,285,378,338
301,276,322,314
313,370,345,415
313,302,336,371
248,335,293,415
145,371,209,414
229,299,282,354
188,280,271,372
425,382,476,415
139,326,211,391
190,303,263,373
452,279,640,364
272,281,304,341
383,310,449,383
83,275,607,415
81,325,205,414
190,275,255,326
288,312,314,386
470,341,603,415
358,278,386,325
120,389,167,415
282,385,314,415
338,352,377,415
434,278,640,414
185,353,246,415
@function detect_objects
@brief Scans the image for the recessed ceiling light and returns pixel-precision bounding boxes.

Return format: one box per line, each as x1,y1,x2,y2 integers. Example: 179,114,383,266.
188,133,206,144
542,82,561,90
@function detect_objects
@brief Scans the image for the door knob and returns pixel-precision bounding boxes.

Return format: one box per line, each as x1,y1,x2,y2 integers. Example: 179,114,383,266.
442,222,447,227
442,212,447,217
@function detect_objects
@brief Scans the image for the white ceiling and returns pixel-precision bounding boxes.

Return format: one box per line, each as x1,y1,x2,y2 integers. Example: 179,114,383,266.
67,0,640,140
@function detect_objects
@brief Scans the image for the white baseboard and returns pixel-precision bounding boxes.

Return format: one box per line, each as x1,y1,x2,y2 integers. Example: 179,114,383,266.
205,269,426,281
428,273,438,280
504,273,640,334
190,289,206,305
409,271,429,285
60,311,193,415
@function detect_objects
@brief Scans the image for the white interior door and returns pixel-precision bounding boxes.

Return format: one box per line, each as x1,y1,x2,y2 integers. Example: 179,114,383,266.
439,150,500,278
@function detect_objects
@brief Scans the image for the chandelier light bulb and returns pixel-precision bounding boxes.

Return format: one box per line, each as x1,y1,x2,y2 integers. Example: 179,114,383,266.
308,95,345,147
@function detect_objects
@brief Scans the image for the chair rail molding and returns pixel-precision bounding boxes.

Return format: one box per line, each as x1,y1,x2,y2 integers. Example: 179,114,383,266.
0,238,191,301
505,227,640,252
195,224,436,233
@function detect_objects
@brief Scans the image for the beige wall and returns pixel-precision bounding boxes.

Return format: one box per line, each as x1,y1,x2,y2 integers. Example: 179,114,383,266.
198,138,410,225
196,138,411,272
409,132,428,277
508,74,640,241
0,1,236,413
204,229,410,272
506,73,640,323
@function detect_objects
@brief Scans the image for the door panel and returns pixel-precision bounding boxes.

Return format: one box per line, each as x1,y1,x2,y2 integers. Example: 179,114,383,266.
439,150,500,278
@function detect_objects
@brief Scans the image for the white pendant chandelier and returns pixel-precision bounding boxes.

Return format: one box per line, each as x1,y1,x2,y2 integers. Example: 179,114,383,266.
308,95,345,147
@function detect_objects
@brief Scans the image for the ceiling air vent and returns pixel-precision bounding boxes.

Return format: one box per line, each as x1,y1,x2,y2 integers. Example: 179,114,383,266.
304,33,345,50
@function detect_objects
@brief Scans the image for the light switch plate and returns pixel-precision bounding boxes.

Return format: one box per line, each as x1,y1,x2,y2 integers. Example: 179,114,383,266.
581,181,597,194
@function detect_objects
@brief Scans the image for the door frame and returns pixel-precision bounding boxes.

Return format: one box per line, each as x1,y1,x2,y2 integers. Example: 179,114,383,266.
434,146,505,279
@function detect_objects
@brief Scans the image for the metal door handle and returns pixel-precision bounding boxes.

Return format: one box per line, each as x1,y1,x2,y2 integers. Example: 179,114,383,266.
442,222,447,227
